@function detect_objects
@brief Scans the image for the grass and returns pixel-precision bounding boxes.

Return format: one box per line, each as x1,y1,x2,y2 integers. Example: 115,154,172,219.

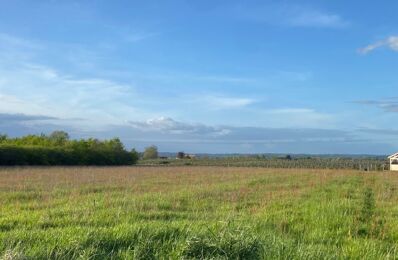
1,166,398,259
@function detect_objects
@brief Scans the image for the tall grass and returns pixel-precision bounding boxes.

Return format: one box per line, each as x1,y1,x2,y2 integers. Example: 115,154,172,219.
1,167,398,259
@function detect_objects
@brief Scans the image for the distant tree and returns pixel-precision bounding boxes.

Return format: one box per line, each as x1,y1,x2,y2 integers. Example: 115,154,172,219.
49,131,70,145
177,151,185,159
106,138,124,151
285,155,292,160
143,145,158,159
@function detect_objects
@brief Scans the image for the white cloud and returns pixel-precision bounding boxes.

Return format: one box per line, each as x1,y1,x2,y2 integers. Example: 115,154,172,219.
359,36,398,54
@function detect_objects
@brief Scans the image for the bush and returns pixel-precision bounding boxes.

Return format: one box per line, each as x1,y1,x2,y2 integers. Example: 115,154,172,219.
0,145,138,166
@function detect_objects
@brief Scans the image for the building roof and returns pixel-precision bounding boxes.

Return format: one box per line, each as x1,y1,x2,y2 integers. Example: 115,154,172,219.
388,152,398,159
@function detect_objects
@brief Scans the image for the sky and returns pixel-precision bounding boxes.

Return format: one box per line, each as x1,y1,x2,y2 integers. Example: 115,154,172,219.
0,0,398,154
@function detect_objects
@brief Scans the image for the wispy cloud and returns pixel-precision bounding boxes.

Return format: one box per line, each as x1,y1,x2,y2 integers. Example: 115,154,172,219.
115,117,387,154
232,4,348,28
136,72,259,84
126,116,349,142
358,36,398,54
128,117,230,136
0,33,130,117
199,95,256,110
274,71,313,81
0,33,43,62
259,108,334,128
0,62,140,126
0,113,81,137
194,75,256,84
286,9,347,28
133,70,311,86
268,108,315,114
0,33,41,50
358,128,398,136
124,32,159,43
0,113,57,123
353,97,398,112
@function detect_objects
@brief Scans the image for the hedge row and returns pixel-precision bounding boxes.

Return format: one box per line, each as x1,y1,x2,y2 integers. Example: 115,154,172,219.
0,145,138,166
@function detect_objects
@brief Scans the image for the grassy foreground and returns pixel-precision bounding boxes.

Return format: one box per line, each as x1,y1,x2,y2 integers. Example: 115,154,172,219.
1,167,398,259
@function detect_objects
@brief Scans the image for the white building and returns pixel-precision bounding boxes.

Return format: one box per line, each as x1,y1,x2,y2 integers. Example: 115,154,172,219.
388,153,398,171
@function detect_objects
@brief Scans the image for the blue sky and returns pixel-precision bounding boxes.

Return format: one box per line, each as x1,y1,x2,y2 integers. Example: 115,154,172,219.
0,0,398,154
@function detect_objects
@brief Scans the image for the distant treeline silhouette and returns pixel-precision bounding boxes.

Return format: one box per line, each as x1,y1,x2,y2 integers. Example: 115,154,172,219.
0,131,139,165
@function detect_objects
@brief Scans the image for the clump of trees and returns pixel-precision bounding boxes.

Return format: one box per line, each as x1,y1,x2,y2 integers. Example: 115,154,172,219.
0,131,139,166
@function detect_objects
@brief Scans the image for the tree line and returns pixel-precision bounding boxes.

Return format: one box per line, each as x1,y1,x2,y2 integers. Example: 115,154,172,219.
0,131,139,165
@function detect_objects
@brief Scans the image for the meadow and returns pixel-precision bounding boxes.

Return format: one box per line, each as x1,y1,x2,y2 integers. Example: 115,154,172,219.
1,166,398,259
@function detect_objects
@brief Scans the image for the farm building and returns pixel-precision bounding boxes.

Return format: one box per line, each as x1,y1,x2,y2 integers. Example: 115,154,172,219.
388,153,398,171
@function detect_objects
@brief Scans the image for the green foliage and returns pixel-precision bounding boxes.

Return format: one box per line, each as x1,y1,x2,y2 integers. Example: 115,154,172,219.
0,131,138,165
130,148,140,163
143,145,158,160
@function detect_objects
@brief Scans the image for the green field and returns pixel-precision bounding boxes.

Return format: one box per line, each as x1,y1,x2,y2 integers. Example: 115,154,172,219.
1,166,398,259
